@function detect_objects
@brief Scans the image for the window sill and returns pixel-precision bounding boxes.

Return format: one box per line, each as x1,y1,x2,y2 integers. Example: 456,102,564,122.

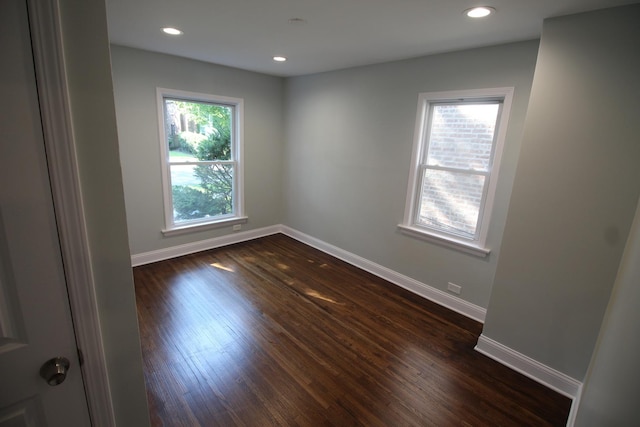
162,216,248,237
397,224,490,258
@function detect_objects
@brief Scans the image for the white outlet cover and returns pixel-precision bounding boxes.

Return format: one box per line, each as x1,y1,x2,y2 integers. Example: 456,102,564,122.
447,282,462,294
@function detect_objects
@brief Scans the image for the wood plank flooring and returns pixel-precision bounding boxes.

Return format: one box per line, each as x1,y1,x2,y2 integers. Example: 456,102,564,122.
133,234,572,426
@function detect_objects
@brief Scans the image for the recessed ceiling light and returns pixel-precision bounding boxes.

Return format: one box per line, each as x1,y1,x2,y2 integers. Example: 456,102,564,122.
464,6,495,18
273,56,287,62
162,27,183,35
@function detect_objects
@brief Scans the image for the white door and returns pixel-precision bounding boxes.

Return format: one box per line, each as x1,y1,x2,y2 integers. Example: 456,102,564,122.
0,0,92,425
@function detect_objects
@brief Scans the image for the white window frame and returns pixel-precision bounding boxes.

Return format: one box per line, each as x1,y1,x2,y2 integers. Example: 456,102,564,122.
398,87,514,257
156,88,246,236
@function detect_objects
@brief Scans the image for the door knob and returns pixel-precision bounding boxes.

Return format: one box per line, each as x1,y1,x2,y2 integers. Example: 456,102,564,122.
40,357,70,386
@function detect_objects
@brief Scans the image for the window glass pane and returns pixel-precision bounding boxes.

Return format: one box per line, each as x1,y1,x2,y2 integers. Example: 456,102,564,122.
164,99,232,162
417,168,485,239
171,164,234,223
426,103,499,171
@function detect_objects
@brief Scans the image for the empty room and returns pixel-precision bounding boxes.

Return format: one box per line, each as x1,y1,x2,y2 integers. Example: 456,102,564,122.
2,0,638,425
107,0,640,424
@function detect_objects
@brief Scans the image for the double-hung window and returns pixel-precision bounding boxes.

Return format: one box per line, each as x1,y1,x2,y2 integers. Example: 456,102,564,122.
399,88,514,256
157,88,245,234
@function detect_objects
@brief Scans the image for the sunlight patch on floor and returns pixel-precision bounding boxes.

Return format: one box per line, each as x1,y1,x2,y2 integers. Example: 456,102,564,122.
210,262,234,272
305,288,344,305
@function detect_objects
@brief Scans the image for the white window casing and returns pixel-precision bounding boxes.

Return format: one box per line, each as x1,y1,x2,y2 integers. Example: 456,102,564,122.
399,87,514,257
156,87,246,235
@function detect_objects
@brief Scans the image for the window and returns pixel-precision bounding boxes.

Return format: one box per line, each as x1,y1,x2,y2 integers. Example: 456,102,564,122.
399,88,514,256
157,88,245,234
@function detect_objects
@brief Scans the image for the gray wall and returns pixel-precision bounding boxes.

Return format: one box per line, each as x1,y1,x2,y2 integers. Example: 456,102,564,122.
58,0,149,425
283,41,539,308
110,46,285,255
482,5,640,381
575,196,640,426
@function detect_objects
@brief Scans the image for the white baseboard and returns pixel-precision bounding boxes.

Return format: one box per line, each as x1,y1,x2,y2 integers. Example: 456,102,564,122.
565,383,583,426
280,226,486,323
130,225,282,266
475,334,582,399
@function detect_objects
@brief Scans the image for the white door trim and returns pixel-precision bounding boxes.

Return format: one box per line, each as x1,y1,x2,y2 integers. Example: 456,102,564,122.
27,0,115,424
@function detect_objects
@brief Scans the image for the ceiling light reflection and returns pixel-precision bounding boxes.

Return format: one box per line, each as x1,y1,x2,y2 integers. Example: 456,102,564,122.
162,27,183,35
464,7,495,18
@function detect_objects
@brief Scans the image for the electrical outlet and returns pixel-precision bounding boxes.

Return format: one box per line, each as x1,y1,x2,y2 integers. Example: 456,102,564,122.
232,224,242,231
447,282,462,295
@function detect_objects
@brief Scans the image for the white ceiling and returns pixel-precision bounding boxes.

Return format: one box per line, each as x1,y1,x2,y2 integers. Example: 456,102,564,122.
106,0,636,77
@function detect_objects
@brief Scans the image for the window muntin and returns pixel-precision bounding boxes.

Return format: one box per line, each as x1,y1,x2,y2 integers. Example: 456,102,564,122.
157,88,244,231
401,88,513,253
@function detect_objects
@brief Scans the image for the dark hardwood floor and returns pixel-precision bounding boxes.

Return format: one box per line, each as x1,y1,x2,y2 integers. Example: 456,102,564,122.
133,234,571,426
